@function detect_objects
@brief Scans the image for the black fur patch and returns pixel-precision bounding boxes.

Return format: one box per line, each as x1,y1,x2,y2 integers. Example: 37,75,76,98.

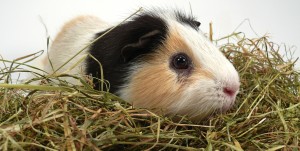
85,13,168,93
175,11,201,30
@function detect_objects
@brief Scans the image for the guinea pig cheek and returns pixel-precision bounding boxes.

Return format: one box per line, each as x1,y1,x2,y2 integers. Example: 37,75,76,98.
126,62,185,113
168,73,217,117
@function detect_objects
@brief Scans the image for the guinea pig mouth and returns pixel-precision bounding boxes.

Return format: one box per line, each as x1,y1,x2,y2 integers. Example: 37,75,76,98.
219,98,236,113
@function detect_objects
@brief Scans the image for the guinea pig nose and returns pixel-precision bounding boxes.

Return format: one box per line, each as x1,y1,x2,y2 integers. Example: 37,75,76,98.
223,86,239,97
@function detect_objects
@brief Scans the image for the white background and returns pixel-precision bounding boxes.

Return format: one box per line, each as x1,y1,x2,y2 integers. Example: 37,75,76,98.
0,0,300,72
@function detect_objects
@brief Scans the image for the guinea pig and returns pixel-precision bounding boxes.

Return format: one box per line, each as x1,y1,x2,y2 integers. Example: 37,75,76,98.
39,8,240,121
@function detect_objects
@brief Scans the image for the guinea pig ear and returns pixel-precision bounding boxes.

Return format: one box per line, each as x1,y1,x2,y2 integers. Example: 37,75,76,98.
121,30,162,62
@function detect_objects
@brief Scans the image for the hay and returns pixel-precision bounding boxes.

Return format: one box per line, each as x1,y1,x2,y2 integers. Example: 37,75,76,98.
0,15,299,151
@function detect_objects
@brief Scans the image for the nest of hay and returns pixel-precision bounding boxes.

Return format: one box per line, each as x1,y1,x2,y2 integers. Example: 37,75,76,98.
0,17,299,151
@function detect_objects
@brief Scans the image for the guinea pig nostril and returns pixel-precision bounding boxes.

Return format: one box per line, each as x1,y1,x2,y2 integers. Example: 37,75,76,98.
223,87,236,97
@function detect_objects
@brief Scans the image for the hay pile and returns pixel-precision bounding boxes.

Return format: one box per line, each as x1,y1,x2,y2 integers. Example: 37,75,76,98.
0,23,299,150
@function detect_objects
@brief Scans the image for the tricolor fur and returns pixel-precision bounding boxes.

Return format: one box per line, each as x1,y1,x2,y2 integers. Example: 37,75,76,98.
40,9,240,121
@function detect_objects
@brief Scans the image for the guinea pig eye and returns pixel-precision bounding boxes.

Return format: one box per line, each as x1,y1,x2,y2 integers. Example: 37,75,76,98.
171,53,191,70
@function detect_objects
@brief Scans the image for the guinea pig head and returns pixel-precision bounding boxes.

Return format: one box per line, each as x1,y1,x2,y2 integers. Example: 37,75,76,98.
117,12,240,121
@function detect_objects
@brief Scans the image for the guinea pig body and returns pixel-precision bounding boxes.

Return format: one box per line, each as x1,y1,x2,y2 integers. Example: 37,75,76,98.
41,9,240,121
